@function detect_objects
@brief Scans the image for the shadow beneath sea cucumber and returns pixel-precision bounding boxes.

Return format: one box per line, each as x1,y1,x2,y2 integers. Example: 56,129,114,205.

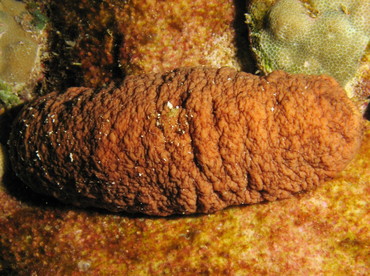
2,164,209,220
1,105,67,211
2,168,67,210
364,98,370,121
0,105,23,145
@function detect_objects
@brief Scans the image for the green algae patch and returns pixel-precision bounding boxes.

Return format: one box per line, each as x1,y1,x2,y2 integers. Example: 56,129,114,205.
27,2,48,31
0,81,20,107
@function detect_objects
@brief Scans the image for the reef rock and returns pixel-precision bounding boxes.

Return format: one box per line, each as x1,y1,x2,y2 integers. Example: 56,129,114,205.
1,0,369,274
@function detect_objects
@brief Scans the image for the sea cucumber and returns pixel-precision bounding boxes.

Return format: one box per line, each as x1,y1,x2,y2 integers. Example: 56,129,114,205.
8,67,363,216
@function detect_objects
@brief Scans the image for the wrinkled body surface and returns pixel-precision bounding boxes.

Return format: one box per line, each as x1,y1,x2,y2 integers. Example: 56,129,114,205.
9,68,363,216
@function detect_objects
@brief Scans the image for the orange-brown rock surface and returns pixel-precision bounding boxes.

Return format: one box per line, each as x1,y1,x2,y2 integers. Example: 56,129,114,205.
42,0,252,91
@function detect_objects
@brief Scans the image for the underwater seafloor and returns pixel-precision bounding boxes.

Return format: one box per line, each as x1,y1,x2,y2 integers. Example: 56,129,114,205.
0,0,369,274
1,125,369,274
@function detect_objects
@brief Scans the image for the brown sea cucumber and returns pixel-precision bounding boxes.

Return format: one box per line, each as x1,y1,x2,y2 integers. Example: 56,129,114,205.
8,67,363,216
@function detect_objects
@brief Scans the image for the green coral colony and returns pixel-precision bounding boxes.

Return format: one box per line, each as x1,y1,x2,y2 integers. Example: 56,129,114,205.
247,0,370,94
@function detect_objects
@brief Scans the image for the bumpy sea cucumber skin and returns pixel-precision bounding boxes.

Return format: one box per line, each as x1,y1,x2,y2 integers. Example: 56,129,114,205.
9,68,363,216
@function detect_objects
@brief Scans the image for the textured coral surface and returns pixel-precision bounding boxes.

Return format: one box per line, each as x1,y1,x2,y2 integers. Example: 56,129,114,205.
247,0,370,96
1,123,369,274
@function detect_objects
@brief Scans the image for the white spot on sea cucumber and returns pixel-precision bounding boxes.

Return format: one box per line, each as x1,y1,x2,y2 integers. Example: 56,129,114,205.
35,150,41,160
69,153,74,162
167,101,173,109
55,181,63,190
270,107,275,112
